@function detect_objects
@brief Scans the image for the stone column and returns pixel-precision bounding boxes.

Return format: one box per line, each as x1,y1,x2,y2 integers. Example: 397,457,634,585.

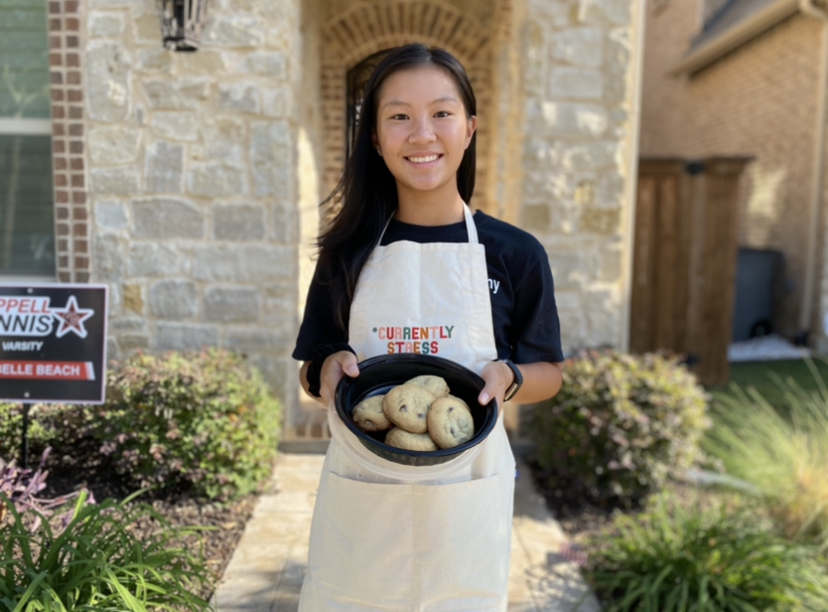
85,0,303,426
520,0,644,353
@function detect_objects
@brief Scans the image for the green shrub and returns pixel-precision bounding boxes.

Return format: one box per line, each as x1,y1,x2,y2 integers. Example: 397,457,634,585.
0,402,90,463
585,493,828,611
0,490,213,611
705,374,828,548
528,350,710,506
92,349,282,501
0,404,55,461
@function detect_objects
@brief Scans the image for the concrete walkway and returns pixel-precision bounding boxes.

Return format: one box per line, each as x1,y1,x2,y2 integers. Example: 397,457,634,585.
213,452,600,612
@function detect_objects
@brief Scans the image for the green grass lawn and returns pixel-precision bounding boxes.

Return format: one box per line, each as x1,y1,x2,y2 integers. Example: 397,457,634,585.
709,358,828,409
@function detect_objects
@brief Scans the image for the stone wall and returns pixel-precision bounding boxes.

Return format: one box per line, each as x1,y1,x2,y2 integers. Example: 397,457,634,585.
293,0,328,438
84,0,303,416
519,0,643,353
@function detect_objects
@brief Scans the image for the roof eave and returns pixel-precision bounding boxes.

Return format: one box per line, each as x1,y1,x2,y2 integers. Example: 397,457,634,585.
670,0,800,76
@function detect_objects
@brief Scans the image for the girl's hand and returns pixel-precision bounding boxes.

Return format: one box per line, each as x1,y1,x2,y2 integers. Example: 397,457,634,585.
477,360,514,412
320,350,360,405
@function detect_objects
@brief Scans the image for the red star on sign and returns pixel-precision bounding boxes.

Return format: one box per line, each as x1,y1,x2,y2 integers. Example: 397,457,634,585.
51,295,94,339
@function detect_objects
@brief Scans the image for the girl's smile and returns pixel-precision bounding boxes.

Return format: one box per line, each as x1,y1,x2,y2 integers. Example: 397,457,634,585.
406,153,442,164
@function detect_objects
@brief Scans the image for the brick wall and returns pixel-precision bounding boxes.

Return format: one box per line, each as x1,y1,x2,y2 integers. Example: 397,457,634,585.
49,0,90,284
641,2,824,339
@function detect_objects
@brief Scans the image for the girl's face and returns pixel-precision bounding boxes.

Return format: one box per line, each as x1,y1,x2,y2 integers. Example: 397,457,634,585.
373,66,476,201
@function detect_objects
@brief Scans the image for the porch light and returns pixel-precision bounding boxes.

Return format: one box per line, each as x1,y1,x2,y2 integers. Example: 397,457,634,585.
156,0,208,51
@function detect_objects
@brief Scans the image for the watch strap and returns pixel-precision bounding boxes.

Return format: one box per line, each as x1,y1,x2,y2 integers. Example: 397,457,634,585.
499,359,523,402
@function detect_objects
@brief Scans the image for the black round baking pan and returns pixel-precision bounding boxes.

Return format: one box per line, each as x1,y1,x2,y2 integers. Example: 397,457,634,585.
334,353,498,466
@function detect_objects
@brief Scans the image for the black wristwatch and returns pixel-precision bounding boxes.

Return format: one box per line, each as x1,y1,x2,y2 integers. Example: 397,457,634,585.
498,359,523,402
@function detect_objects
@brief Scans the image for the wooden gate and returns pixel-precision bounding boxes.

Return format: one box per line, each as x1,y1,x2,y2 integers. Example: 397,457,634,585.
630,157,751,386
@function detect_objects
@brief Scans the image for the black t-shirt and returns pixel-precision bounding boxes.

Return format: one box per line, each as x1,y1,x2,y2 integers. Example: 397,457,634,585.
292,210,564,365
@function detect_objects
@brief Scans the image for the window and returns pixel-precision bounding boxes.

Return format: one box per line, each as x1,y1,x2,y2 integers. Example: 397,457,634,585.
0,0,55,278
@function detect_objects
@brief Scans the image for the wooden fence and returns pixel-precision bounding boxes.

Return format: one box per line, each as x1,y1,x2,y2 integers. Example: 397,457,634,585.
630,157,751,386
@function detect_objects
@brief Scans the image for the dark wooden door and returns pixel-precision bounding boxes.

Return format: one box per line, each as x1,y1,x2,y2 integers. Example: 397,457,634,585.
631,157,749,386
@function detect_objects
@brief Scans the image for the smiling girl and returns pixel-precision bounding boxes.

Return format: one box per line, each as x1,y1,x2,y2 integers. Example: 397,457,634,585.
293,43,564,611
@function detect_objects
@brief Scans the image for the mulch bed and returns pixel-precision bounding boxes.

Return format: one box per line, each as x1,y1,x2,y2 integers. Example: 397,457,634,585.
526,459,623,544
526,458,723,545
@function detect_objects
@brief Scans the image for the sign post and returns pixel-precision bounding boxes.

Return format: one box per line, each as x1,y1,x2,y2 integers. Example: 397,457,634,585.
0,284,108,467
20,403,29,469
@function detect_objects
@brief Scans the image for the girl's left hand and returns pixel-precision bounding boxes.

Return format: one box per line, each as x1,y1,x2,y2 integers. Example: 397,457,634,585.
477,360,514,411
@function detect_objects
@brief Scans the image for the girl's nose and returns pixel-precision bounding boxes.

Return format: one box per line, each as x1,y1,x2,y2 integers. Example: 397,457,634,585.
408,118,436,143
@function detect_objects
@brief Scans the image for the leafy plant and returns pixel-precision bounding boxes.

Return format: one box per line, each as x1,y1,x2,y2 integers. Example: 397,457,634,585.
528,349,710,506
585,493,828,611
92,349,282,501
704,367,828,548
0,490,213,611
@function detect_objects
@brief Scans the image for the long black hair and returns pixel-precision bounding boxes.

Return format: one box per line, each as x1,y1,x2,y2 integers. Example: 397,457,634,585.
317,43,477,331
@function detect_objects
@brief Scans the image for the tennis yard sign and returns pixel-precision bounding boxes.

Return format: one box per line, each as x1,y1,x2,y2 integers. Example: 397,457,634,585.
0,284,108,404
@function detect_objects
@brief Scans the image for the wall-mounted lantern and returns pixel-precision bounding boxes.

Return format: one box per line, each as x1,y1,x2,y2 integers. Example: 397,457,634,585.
156,0,208,51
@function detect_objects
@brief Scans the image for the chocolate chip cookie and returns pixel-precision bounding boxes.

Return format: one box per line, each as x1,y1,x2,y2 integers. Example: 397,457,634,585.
381,383,433,434
427,395,475,449
384,427,439,452
352,394,391,432
405,374,450,399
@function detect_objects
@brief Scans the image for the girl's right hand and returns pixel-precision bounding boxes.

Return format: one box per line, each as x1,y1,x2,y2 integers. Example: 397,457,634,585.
320,350,360,405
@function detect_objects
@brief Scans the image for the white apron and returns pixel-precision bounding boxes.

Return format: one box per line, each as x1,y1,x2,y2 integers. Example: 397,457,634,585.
299,205,516,612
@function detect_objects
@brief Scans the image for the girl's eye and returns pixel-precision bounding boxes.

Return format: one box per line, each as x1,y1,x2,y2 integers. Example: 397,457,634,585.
391,114,409,120
434,111,451,118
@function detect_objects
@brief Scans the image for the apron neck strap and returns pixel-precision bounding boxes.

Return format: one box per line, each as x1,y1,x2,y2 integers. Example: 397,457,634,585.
377,203,479,244
462,204,479,244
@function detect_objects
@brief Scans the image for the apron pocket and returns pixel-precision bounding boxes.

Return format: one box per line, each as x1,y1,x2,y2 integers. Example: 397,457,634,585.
314,471,509,612
413,475,509,612
315,473,415,610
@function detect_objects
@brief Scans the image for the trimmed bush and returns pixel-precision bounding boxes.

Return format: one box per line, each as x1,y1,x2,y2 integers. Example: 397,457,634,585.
92,349,282,501
529,349,710,506
585,493,828,611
